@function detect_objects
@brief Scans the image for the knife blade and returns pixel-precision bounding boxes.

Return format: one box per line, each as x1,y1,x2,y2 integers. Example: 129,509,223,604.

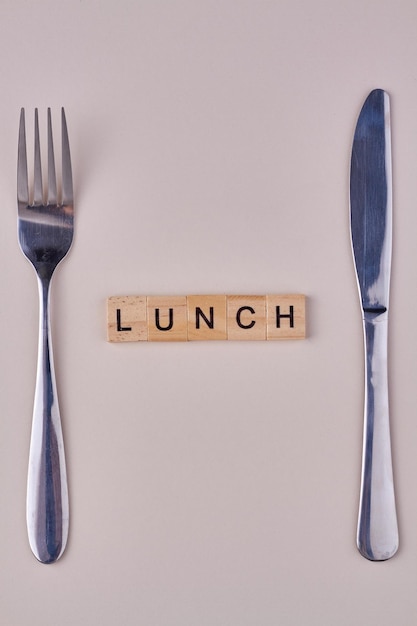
350,88,398,560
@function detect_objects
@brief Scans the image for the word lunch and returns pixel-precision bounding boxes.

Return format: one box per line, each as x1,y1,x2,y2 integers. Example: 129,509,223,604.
107,294,306,342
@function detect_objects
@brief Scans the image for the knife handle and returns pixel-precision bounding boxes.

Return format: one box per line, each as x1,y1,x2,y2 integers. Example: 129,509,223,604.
357,311,398,561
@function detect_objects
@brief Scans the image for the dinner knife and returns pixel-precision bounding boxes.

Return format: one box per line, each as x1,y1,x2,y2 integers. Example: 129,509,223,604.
350,89,398,560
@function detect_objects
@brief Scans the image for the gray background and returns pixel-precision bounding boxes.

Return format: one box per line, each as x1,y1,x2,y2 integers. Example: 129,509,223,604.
1,0,417,624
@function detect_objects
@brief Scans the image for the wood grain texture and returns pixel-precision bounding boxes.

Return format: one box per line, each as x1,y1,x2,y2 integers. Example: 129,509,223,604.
147,296,188,342
227,295,267,341
187,295,227,341
266,294,306,339
107,295,306,342
107,296,147,342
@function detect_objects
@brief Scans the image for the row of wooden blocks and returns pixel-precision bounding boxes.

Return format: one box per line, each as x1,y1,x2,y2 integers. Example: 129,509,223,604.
107,294,306,342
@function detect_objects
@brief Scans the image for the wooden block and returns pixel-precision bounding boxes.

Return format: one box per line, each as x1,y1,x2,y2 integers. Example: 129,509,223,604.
147,296,188,342
266,294,306,339
107,296,147,342
227,295,266,341
187,295,227,341
107,294,306,342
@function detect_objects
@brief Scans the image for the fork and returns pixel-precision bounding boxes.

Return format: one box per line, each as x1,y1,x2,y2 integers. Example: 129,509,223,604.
17,108,73,563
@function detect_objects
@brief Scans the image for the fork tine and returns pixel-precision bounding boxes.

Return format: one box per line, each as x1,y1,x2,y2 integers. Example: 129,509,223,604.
33,109,43,205
61,108,73,206
47,108,57,205
17,108,29,206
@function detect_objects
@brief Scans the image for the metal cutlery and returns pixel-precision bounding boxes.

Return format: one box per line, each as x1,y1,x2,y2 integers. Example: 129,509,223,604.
17,108,73,563
350,89,398,560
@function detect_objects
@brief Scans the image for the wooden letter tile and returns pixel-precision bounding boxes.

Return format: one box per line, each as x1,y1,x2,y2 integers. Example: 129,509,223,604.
227,295,266,341
147,296,187,342
187,295,227,341
266,294,306,339
107,296,147,342
108,294,306,342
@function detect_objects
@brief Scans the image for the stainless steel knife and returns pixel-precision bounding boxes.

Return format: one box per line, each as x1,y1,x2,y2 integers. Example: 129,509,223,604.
350,89,398,560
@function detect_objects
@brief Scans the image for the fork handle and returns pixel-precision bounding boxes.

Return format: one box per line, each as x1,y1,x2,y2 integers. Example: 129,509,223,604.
26,275,69,564
357,312,398,560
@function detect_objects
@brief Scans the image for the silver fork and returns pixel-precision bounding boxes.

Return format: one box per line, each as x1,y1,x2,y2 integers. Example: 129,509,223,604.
17,108,73,564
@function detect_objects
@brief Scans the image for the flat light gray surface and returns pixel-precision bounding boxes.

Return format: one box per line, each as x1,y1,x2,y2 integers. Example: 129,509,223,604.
1,1,417,624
